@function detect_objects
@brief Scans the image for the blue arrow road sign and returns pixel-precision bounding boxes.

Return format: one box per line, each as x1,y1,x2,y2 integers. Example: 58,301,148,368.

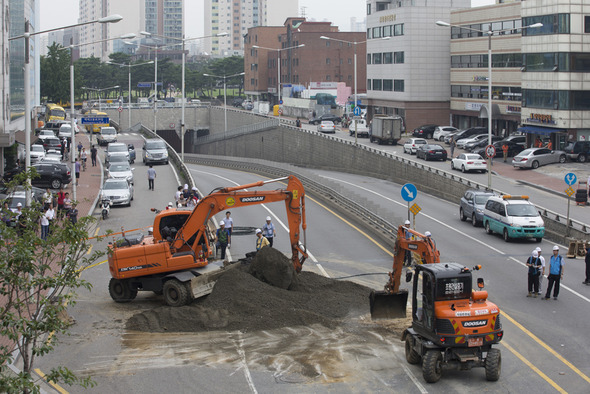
353,106,362,116
401,183,417,202
564,172,577,186
81,117,109,125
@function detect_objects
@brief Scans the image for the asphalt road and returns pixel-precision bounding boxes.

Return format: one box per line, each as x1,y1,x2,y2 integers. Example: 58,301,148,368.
34,148,590,393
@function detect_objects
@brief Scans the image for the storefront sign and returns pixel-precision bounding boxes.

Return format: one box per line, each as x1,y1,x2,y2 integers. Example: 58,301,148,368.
527,113,556,124
379,14,396,23
465,102,484,111
309,82,338,89
473,76,488,82
506,106,521,113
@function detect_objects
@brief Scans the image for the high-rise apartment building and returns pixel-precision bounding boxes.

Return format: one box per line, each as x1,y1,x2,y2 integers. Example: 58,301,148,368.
204,0,299,57
143,0,183,45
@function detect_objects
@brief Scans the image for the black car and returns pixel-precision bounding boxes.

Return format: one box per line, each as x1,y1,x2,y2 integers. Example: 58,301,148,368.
309,114,341,125
412,124,438,139
42,137,63,152
467,135,503,151
563,140,590,162
3,163,71,189
416,144,448,161
447,127,488,145
232,98,244,107
474,140,524,158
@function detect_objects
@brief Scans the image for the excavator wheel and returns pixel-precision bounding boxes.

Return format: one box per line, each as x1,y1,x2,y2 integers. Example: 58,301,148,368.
405,336,421,365
422,350,443,383
163,279,190,307
485,348,501,381
109,278,136,303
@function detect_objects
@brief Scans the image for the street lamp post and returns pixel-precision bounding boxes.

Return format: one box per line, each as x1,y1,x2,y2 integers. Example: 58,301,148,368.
436,20,542,190
203,72,245,135
107,60,154,129
252,44,305,111
9,14,123,204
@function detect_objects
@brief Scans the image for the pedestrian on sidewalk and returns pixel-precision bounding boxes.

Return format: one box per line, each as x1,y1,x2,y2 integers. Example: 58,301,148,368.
74,158,81,186
544,246,565,300
81,148,88,170
56,188,66,214
502,143,509,162
147,165,156,190
450,137,456,158
584,242,590,285
90,145,97,166
77,141,83,157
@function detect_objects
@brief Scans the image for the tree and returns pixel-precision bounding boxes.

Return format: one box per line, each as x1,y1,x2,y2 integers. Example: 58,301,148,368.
40,43,71,103
0,173,105,393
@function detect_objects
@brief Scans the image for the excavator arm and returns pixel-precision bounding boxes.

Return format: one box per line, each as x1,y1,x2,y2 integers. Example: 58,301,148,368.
171,176,308,272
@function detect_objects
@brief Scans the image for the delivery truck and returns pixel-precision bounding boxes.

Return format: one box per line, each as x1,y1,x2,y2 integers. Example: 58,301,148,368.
369,116,403,145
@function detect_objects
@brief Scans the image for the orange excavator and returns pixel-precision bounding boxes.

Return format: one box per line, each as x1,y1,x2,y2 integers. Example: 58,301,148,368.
107,175,307,306
370,226,503,383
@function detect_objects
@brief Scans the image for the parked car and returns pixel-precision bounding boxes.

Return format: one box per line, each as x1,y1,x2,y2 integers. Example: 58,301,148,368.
455,134,488,150
460,189,497,227
432,126,458,142
309,114,341,125
101,178,133,207
403,138,427,154
37,129,56,142
29,144,46,163
416,144,448,161
41,152,62,163
512,148,567,169
43,120,69,134
8,162,73,189
317,121,336,133
42,137,62,152
58,124,73,141
106,162,134,185
232,98,244,107
466,135,503,151
412,124,438,139
446,127,488,144
451,153,487,173
501,134,527,149
142,139,169,165
474,140,524,158
563,140,590,162
105,142,131,164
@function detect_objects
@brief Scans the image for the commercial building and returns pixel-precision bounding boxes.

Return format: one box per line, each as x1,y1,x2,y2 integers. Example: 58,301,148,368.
244,18,366,105
204,0,299,57
364,0,471,132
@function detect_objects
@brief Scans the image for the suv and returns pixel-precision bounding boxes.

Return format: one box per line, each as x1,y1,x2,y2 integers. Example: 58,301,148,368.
412,124,438,139
448,127,488,144
97,127,117,146
502,134,527,149
483,195,544,242
142,139,169,165
105,142,130,164
563,140,590,162
309,114,341,125
460,190,496,227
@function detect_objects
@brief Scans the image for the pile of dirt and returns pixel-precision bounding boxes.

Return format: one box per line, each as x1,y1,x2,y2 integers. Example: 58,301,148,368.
127,248,373,333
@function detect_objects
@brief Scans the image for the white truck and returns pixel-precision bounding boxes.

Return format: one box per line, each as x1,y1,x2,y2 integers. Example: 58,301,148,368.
369,116,403,145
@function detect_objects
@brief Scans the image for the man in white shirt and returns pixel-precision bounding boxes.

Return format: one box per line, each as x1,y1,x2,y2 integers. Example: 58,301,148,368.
535,247,546,295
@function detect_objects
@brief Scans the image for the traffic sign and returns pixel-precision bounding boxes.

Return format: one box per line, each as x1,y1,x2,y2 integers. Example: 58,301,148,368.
279,100,283,105
410,203,421,216
118,107,123,112
278,109,283,115
137,82,152,88
564,172,577,186
81,116,109,125
565,186,575,197
485,144,496,159
353,106,362,116
401,183,417,202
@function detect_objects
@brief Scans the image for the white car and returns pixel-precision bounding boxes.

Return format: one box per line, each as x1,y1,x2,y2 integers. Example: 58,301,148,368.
317,121,336,133
106,162,135,185
29,144,46,162
37,129,55,141
451,153,488,173
433,126,459,142
455,134,488,150
58,124,73,140
101,178,133,207
403,138,427,154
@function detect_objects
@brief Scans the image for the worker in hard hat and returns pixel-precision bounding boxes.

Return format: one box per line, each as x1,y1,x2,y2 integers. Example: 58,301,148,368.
255,228,270,251
262,216,276,247
214,220,231,260
403,220,412,266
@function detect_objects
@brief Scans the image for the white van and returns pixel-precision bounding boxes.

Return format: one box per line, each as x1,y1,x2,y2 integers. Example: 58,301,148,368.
482,195,544,242
97,127,117,146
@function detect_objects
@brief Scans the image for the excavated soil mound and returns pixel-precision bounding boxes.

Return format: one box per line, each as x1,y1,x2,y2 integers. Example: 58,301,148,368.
248,246,299,290
127,249,372,333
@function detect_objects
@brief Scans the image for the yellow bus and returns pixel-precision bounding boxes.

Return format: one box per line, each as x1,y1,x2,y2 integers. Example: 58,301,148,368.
44,103,66,123
84,110,110,133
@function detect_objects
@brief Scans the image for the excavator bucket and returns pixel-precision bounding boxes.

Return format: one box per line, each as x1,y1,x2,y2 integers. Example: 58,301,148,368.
369,289,408,320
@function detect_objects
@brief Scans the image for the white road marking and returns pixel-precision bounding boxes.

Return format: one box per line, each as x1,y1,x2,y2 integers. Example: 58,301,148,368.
234,331,258,394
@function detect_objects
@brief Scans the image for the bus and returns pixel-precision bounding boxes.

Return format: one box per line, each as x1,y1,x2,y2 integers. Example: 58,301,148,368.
44,104,66,123
84,110,110,134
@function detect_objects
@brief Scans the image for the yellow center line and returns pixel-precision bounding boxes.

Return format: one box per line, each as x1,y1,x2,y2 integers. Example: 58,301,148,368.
501,342,567,394
34,368,69,394
502,310,590,384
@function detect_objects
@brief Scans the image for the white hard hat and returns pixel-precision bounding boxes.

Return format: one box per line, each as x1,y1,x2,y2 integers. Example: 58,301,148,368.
255,228,262,234
533,250,539,257
17,202,22,207
168,202,173,207
404,220,410,225
192,187,198,191
184,184,188,189
535,247,541,252
219,220,225,226
266,216,271,221
425,231,431,237
553,245,559,251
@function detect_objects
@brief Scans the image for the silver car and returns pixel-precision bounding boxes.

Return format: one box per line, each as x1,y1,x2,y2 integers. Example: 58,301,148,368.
106,162,135,185
512,148,567,169
101,179,134,207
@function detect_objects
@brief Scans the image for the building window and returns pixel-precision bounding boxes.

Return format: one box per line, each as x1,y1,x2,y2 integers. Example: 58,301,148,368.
394,51,404,64
373,27,382,38
394,23,404,36
367,54,372,64
367,79,371,90
326,58,331,65
522,14,570,36
372,53,382,64
586,16,590,33
348,58,352,64
367,28,371,39
326,75,331,81
373,79,382,91
383,79,393,91
367,3,371,15
383,25,393,37
394,79,404,92
325,40,330,47
383,52,393,64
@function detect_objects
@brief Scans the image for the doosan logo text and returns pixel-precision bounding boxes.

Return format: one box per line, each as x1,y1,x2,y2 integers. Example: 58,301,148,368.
463,320,487,328
240,196,265,202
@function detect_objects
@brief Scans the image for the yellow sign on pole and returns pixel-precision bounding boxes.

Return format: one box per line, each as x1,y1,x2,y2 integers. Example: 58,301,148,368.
410,203,421,216
565,187,575,197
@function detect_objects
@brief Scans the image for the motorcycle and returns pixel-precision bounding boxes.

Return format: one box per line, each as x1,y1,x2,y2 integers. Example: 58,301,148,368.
101,198,111,220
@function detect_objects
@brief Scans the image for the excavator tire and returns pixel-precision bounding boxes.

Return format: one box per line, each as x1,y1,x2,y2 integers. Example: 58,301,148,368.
405,336,421,365
163,279,190,307
422,350,443,383
485,348,501,381
109,278,137,303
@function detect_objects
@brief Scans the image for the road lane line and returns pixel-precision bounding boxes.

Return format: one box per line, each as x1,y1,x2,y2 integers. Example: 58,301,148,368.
34,368,69,394
234,331,258,394
502,311,590,384
501,342,566,394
